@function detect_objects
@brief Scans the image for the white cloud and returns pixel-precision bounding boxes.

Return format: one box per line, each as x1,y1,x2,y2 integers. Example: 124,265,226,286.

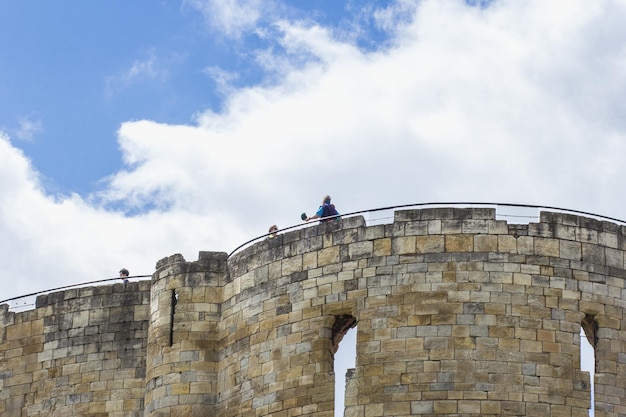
203,65,241,96
187,0,268,39
371,0,419,34
86,0,626,230
0,130,247,303
14,117,43,141
105,49,169,95
115,0,625,215
2,0,626,304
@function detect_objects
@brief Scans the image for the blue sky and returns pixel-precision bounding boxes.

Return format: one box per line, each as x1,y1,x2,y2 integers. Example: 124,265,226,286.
1,0,620,414
1,1,247,194
0,0,396,195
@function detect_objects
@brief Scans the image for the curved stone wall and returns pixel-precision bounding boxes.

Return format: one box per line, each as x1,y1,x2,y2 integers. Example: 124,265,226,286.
2,207,626,417
144,252,226,416
216,208,626,417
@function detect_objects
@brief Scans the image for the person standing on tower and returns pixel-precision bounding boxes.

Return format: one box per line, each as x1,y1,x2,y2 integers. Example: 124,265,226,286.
306,195,340,223
119,268,130,284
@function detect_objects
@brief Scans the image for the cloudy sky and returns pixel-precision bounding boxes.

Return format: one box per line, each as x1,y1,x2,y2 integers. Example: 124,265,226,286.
0,0,626,292
2,0,617,413
1,0,625,305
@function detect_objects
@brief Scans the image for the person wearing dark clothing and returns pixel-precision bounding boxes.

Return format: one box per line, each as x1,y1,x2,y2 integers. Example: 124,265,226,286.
119,268,130,284
306,195,340,222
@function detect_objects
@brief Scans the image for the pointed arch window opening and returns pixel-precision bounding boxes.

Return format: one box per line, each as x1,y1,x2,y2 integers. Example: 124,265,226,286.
580,314,597,417
331,315,357,417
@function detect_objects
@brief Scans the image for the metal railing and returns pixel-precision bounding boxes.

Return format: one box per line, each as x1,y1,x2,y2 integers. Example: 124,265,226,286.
227,201,626,256
2,202,624,312
1,275,151,311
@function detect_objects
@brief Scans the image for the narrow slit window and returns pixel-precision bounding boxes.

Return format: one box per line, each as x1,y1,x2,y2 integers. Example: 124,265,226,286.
169,290,177,346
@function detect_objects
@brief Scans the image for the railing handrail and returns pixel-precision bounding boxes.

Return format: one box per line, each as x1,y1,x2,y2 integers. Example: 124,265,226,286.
0,275,152,305
227,201,626,257
3,202,624,308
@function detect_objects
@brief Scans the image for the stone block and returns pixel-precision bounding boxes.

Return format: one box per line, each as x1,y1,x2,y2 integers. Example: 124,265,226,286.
445,235,473,252
474,235,497,252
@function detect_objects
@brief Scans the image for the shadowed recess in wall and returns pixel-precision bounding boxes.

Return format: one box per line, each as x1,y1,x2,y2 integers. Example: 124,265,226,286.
581,313,598,370
332,315,357,355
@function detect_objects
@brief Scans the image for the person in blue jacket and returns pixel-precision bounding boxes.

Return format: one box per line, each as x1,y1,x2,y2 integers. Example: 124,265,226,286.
306,195,340,222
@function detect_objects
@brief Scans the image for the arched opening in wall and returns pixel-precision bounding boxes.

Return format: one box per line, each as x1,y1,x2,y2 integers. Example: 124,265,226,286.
332,315,357,417
580,314,598,416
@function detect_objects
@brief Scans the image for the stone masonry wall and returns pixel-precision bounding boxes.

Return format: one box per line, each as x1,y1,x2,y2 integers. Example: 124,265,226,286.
218,208,626,417
2,207,626,417
0,281,151,417
144,252,226,416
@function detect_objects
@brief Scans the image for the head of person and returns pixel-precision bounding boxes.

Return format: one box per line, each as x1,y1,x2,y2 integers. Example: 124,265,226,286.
323,195,331,204
119,268,129,277
268,225,278,234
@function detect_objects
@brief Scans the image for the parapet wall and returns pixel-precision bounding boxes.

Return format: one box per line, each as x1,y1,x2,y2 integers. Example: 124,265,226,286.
2,207,626,417
0,281,151,417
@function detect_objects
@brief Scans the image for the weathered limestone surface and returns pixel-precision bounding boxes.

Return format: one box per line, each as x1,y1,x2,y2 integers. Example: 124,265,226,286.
0,282,151,417
2,207,626,416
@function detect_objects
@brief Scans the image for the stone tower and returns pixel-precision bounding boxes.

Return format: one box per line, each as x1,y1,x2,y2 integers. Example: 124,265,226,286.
1,207,625,416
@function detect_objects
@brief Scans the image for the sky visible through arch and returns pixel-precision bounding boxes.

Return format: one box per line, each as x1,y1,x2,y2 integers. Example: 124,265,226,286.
0,1,620,413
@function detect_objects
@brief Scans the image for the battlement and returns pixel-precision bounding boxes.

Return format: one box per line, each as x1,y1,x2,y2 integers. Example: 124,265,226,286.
2,207,625,416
